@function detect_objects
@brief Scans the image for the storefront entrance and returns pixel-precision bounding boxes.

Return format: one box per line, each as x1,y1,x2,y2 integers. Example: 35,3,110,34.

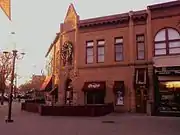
135,88,148,113
86,91,105,104
134,68,149,113
82,81,106,105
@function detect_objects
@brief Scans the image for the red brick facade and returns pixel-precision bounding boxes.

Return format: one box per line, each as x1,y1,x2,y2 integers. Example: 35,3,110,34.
46,1,180,114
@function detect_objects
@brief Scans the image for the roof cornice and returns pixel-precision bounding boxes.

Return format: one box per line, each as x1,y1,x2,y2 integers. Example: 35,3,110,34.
45,32,60,57
148,0,180,10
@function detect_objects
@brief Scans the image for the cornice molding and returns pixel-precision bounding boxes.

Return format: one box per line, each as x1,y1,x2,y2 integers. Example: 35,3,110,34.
78,16,129,28
132,13,148,22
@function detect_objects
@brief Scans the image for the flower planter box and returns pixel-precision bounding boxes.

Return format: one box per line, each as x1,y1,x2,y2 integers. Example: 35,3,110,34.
22,102,114,117
21,103,41,113
39,103,114,116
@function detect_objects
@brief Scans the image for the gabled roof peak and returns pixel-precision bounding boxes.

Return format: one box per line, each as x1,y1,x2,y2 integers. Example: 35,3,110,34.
64,3,78,22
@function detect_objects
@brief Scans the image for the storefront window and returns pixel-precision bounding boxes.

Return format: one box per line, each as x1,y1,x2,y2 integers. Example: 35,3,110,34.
116,91,124,105
158,81,180,113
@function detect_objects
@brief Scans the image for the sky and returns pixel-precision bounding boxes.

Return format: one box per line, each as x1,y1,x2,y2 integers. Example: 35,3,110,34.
0,0,174,86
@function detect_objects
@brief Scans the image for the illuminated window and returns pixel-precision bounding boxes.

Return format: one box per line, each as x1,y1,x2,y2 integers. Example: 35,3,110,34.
165,81,180,88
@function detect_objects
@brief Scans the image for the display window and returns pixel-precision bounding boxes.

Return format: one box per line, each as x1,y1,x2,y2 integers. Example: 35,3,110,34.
158,81,180,113
115,91,124,105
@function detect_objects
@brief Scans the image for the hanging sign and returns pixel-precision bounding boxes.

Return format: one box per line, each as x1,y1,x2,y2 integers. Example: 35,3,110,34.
88,83,100,89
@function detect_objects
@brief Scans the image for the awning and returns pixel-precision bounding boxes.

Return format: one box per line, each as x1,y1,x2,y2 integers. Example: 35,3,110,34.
40,75,52,91
49,85,58,95
82,81,106,91
113,81,125,95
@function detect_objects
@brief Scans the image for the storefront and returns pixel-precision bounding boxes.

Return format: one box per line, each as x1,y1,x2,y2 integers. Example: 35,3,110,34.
82,81,106,104
40,75,60,105
154,66,180,116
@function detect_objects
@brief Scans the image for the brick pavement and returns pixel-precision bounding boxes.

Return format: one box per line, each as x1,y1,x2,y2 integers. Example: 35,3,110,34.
0,102,180,135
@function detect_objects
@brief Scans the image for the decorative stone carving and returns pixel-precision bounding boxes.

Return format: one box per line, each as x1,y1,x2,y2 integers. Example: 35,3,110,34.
61,41,73,66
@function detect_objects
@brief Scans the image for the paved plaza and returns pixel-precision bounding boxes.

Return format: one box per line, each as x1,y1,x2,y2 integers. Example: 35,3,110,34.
0,102,180,135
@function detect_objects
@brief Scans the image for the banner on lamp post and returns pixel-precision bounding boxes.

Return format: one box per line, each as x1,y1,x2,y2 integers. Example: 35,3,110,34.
0,0,11,20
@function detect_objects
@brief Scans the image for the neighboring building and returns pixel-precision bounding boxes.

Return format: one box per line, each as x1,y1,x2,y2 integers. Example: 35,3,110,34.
40,33,60,104
42,0,180,115
31,75,46,90
149,2,180,115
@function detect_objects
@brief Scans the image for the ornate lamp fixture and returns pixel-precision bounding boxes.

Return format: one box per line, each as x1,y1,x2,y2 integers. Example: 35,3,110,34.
4,32,25,123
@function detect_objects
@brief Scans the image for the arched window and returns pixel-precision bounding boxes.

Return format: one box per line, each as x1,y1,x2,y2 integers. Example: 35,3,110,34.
154,28,180,56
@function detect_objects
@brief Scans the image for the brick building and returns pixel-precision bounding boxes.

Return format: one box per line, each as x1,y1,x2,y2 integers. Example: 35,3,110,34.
42,0,180,115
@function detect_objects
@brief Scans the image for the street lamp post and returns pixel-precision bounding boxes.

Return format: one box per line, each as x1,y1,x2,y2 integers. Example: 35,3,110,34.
4,50,24,123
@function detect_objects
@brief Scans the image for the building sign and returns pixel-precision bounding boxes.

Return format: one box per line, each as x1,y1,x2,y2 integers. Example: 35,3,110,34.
88,83,100,89
82,81,106,91
155,66,180,76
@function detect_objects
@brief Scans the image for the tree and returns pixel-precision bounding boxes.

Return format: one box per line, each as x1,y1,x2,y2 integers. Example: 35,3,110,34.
0,53,13,83
0,52,13,105
18,82,32,92
18,75,45,92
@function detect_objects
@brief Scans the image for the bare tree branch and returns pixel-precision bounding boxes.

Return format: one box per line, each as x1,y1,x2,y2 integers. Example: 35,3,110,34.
0,52,13,88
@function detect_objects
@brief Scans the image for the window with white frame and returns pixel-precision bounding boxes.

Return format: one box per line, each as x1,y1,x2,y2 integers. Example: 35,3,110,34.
154,28,180,56
115,37,123,61
136,35,145,60
86,41,94,64
135,68,147,84
97,40,105,63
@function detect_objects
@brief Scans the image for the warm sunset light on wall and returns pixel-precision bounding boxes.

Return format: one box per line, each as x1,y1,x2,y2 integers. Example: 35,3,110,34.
166,81,180,88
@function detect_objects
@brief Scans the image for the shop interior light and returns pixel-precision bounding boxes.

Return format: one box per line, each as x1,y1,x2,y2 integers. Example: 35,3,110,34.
165,81,180,88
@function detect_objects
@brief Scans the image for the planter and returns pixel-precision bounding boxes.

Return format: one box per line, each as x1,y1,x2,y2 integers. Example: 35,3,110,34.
39,103,114,116
21,103,41,113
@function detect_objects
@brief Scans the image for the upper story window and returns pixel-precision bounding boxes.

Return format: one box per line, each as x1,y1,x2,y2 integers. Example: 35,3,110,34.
86,41,94,64
97,40,105,63
154,28,180,56
136,35,145,60
114,37,123,61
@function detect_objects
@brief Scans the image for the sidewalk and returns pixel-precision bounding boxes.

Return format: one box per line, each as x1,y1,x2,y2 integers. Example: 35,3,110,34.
0,102,180,135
